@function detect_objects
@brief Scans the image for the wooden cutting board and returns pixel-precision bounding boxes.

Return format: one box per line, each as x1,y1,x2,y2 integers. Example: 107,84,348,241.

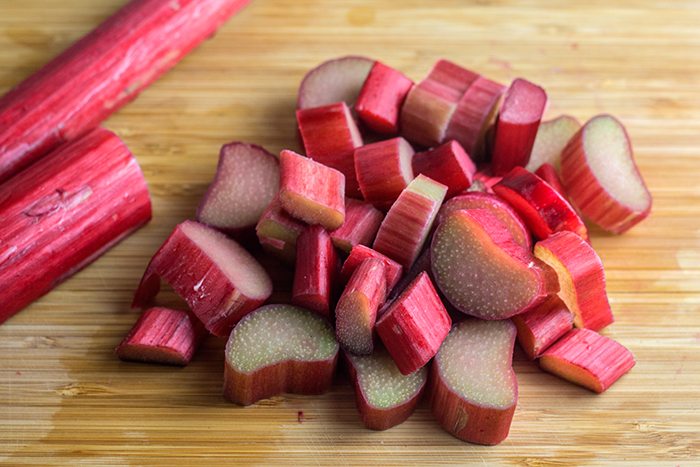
1,0,699,465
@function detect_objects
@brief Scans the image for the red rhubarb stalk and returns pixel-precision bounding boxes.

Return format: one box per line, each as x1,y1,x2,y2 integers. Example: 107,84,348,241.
340,245,404,292
329,198,384,254
511,296,574,360
355,137,415,211
355,61,414,135
292,225,339,321
411,140,476,199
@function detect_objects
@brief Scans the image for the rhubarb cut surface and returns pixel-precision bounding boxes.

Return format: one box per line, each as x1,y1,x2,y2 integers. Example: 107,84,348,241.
340,245,403,292
329,198,384,254
399,80,458,148
411,140,476,199
298,56,375,109
525,115,581,173
355,61,414,135
511,296,574,359
292,225,338,320
255,193,307,266
355,137,415,211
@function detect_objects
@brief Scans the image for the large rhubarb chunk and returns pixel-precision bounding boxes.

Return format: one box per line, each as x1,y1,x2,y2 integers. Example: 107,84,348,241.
411,140,476,199
511,296,574,360
340,245,404,292
344,345,428,431
428,318,518,445
0,127,151,325
399,79,459,148
329,198,384,254
115,307,208,366
431,209,558,320
298,56,375,109
525,115,581,173
539,328,635,393
224,304,339,406
355,137,415,211
375,272,451,375
355,61,414,135
560,114,652,234
0,0,253,183
132,221,273,337
534,231,614,332
292,225,339,321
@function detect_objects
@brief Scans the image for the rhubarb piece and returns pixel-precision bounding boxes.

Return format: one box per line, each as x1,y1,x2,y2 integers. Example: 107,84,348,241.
132,221,273,337
534,231,614,332
373,175,447,269
436,192,532,251
344,345,428,431
355,137,415,211
426,59,480,96
539,328,635,393
115,307,207,366
428,318,518,445
560,114,652,234
340,245,403,292
255,193,307,266
329,198,384,254
376,272,451,375
493,167,589,242
292,225,338,320
431,209,558,320
412,140,476,199
196,142,279,234
525,115,581,173
534,162,567,199
335,258,387,355
399,79,459,148
0,0,253,183
297,56,375,109
472,164,502,194
445,76,507,164
279,149,346,231
355,61,414,134
296,102,364,198
511,296,574,359
224,304,339,406
0,127,151,325
491,78,547,175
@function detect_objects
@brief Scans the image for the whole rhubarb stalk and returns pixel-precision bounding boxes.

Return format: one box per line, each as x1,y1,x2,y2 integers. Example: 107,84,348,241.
0,0,253,182
0,127,152,324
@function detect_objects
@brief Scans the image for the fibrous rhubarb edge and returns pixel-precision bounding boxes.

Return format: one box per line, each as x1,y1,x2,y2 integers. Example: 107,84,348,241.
511,295,574,360
292,225,339,320
329,198,384,254
411,140,476,199
355,61,414,135
355,137,415,211
340,245,404,292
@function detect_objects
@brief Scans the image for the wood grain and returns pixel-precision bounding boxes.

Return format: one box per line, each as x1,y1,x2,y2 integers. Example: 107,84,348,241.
1,0,699,465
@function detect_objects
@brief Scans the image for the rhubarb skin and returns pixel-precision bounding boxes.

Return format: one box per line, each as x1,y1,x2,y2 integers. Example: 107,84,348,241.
0,0,253,183
0,127,151,325
539,328,635,393
298,56,375,109
224,304,339,406
525,115,581,173
534,231,614,332
412,140,476,199
399,79,459,148
560,114,652,234
426,59,480,96
375,272,451,375
340,245,404,292
132,221,273,337
472,164,503,194
493,166,589,243
491,78,548,176
355,61,414,134
511,296,574,359
428,318,518,445
344,346,428,431
255,192,307,266
355,137,415,211
329,198,384,254
534,162,568,199
292,225,339,321
115,307,208,366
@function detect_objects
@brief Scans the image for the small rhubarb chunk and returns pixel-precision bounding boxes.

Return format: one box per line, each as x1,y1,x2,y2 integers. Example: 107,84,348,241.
539,328,635,393
255,193,307,266
224,304,339,406
115,307,207,366
329,198,384,254
344,345,428,431
525,115,581,173
355,61,414,134
132,221,273,337
279,149,346,231
412,140,476,199
355,137,415,211
428,318,518,445
534,231,614,332
399,79,459,148
511,296,574,359
340,245,404,292
534,162,568,200
292,225,339,320
298,56,375,109
560,114,652,234
376,272,451,375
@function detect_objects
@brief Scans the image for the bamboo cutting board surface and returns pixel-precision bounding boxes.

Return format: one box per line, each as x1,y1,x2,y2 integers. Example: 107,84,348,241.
1,0,699,465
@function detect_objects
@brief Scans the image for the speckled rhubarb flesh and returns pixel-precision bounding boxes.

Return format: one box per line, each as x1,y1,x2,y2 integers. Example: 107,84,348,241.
525,115,581,173
355,137,415,211
412,140,476,199
560,114,652,234
132,220,273,337
355,61,414,134
539,328,635,393
292,225,339,320
340,245,404,292
224,304,339,406
511,295,574,360
431,209,558,320
297,56,375,109
0,127,151,325
428,318,518,445
329,198,384,254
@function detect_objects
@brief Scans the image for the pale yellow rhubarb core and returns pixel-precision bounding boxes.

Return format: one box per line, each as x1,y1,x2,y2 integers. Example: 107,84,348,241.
406,174,448,203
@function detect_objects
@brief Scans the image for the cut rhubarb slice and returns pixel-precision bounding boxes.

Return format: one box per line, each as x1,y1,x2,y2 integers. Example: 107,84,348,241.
560,114,652,234
224,304,339,406
428,318,518,445
344,345,428,431
340,245,404,292
292,225,339,321
534,162,568,199
539,328,635,393
255,193,307,266
534,231,614,332
426,59,479,96
132,221,273,337
511,296,574,360
525,115,581,173
411,140,476,199
355,137,415,211
0,127,151,325
329,198,384,254
115,307,207,366
355,61,414,135
297,56,375,109
399,79,459,148
431,209,558,320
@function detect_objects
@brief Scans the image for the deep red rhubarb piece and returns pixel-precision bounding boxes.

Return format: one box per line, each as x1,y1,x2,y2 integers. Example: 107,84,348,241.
411,140,476,199
115,307,208,366
297,56,375,109
0,0,253,183
355,137,415,211
534,162,568,199
375,272,451,375
224,304,339,406
428,318,518,445
329,198,384,254
292,225,339,321
132,220,273,337
355,61,414,135
0,127,151,325
511,296,574,360
340,245,404,292
539,328,635,393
